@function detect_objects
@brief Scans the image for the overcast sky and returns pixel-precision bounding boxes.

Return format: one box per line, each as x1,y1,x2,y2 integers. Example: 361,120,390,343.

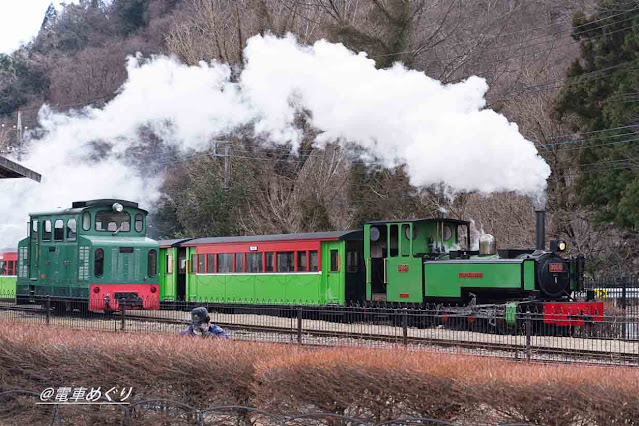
0,0,79,54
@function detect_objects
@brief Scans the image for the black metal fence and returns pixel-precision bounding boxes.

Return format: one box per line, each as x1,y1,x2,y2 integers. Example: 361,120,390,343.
1,290,638,366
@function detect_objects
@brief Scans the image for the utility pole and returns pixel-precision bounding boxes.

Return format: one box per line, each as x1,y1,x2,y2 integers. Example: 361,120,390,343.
16,111,22,146
224,142,232,189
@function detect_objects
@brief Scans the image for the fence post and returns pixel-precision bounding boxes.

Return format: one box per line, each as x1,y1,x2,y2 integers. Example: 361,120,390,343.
297,306,303,344
120,299,126,332
45,296,51,326
525,311,532,362
402,309,408,347
622,281,627,340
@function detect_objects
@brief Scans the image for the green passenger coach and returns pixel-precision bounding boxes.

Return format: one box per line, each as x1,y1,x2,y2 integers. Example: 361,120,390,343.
16,200,160,312
158,231,364,304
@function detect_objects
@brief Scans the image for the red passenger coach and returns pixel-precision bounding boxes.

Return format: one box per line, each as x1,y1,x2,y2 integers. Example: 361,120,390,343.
187,237,325,274
168,231,364,304
0,251,17,276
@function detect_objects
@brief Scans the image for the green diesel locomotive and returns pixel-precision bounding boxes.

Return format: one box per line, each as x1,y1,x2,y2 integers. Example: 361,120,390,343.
16,199,160,312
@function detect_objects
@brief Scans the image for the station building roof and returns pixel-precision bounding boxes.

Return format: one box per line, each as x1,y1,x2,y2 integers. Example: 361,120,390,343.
0,156,41,182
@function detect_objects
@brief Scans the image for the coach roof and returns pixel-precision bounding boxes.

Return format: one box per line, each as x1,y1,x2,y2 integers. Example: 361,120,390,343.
183,230,362,246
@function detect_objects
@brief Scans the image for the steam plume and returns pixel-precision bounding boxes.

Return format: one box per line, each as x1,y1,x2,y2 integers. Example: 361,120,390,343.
0,34,550,247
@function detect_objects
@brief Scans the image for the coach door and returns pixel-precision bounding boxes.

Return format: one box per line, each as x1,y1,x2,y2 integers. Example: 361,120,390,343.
176,247,187,301
323,241,343,303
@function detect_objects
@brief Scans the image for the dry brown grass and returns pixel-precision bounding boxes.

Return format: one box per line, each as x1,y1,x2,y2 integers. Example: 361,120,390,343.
0,321,637,425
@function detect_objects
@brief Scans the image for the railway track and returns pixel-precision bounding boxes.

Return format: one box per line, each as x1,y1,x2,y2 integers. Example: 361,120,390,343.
2,304,638,365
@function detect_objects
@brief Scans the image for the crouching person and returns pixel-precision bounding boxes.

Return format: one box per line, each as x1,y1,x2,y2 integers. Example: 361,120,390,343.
180,307,228,339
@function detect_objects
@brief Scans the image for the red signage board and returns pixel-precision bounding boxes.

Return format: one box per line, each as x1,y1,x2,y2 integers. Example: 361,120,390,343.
398,265,409,272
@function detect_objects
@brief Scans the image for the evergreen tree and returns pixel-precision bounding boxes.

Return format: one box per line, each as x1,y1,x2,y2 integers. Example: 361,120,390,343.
555,0,639,229
114,0,150,36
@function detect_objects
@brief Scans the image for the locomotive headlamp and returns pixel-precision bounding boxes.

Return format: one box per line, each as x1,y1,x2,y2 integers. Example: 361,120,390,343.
112,203,124,213
550,239,567,253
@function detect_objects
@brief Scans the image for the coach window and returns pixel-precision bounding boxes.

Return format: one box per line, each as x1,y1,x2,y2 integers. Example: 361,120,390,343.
148,249,157,277
82,212,91,231
297,251,308,272
190,254,196,273
309,251,319,272
197,254,205,273
347,251,359,273
218,254,233,273
206,254,216,273
265,252,274,272
67,219,77,241
246,252,262,273
235,253,244,273
0,261,5,275
43,220,52,241
277,252,294,272
167,255,174,274
134,214,144,233
330,250,339,272
94,248,104,277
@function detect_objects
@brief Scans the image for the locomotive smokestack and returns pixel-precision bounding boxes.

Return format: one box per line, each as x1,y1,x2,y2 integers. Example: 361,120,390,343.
535,209,546,251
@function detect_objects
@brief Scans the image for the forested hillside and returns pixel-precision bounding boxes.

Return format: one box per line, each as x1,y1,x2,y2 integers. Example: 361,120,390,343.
3,0,639,276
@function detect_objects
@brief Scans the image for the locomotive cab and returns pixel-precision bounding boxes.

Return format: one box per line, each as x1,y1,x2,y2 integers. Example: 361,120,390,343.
364,218,470,303
15,199,160,312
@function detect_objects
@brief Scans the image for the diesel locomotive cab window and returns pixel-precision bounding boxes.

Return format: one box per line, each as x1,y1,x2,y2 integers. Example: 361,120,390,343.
43,220,52,241
94,248,104,277
148,249,157,277
67,219,77,241
31,220,38,239
95,210,131,232
54,220,64,241
82,212,91,231
277,252,294,272
310,251,319,272
134,214,144,232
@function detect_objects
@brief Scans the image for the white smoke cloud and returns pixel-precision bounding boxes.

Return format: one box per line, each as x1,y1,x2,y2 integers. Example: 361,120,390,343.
0,34,550,248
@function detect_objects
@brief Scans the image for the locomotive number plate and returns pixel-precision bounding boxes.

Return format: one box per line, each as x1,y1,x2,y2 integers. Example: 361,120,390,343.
549,263,564,273
398,265,409,272
459,272,483,278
